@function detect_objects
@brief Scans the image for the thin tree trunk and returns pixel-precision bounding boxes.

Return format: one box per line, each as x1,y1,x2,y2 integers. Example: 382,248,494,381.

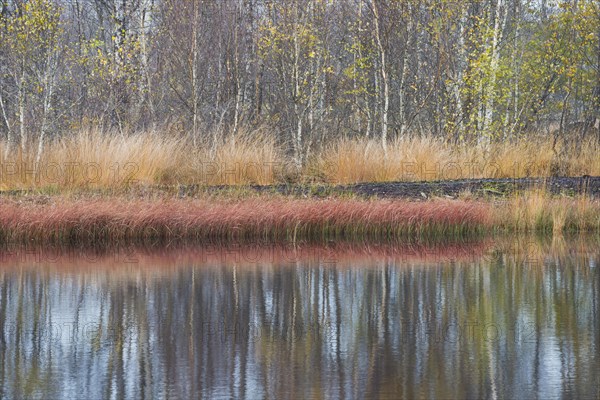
399,17,411,137
242,0,255,121
233,20,242,135
372,58,379,139
372,0,388,151
295,114,303,169
0,86,13,158
594,22,600,142
482,0,507,138
18,67,27,155
36,70,54,165
293,14,303,168
454,8,467,140
138,0,155,126
36,28,60,165
505,0,521,140
191,0,200,146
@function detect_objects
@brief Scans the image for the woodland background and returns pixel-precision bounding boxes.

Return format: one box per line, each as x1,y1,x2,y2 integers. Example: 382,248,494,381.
0,0,599,167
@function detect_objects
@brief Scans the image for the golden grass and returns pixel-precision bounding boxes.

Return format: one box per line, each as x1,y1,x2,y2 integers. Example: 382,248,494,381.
0,128,284,190
196,128,284,185
311,135,600,183
311,136,453,183
0,129,598,190
495,190,600,233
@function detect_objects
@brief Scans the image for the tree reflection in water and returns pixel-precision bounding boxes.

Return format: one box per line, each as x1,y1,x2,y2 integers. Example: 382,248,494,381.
0,238,597,399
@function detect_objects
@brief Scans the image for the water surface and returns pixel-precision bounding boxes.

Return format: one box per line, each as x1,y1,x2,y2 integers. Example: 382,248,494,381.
0,239,598,399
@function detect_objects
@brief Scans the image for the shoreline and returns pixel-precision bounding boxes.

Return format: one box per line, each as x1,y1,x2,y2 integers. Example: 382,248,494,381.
184,176,600,199
2,176,599,199
1,234,597,272
0,188,599,245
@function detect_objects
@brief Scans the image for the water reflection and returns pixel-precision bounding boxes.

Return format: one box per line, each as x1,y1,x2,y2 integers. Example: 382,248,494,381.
0,238,597,399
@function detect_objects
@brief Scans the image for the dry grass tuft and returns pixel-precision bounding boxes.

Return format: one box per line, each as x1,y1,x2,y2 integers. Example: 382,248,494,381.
310,136,452,183
495,190,600,233
311,135,600,184
0,130,598,190
0,128,284,189
196,128,284,185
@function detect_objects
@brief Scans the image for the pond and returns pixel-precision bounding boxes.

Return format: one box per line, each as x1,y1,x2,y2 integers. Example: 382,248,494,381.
0,238,597,399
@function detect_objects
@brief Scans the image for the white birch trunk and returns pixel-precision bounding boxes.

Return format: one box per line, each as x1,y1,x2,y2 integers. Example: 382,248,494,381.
482,0,508,140
372,1,388,151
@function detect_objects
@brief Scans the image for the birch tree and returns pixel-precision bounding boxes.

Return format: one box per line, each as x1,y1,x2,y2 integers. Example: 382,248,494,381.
0,0,63,156
258,0,331,167
481,0,509,138
369,0,389,150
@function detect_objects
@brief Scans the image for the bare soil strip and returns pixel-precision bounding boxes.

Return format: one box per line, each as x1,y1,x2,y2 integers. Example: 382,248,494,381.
0,176,598,200
186,176,600,199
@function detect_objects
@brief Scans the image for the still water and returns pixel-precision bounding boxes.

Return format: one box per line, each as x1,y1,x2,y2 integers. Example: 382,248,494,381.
0,238,597,399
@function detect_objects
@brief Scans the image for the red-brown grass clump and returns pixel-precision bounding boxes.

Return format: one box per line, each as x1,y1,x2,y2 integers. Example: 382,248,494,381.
0,197,492,245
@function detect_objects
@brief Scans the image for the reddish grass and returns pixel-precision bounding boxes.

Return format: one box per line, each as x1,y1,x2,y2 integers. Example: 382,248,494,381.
0,241,493,275
0,197,492,244
2,235,598,276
